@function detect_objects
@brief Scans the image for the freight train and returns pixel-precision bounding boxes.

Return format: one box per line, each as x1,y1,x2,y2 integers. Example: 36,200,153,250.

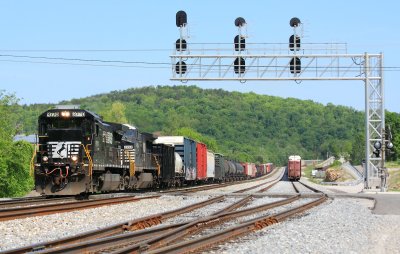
287,155,301,181
33,107,274,196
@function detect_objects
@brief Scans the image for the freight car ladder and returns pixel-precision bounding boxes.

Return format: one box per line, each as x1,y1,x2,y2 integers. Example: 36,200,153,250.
152,155,161,176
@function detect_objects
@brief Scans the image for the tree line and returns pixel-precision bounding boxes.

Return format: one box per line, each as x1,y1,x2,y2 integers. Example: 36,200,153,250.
1,85,399,197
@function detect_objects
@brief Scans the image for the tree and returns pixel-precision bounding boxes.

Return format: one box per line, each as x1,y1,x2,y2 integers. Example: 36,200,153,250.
350,133,365,164
0,91,34,197
386,111,400,161
100,101,128,123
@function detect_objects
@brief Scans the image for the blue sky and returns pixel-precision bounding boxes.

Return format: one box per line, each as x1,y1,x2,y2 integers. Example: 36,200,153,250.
0,1,399,112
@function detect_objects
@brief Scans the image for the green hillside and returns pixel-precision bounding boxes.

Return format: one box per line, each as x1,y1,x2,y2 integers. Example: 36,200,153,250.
15,85,381,165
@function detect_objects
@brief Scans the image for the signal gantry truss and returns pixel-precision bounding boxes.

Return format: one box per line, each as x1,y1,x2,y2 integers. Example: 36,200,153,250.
171,13,387,191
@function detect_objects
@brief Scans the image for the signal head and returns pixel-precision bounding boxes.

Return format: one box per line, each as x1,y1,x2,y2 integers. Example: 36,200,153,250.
176,10,187,27
235,17,246,27
290,17,301,27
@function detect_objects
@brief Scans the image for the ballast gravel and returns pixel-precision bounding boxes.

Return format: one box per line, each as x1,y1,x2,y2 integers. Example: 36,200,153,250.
0,195,209,251
209,198,400,254
198,168,285,195
265,181,298,194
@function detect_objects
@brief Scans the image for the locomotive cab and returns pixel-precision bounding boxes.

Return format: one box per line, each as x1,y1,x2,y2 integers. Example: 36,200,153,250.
35,108,96,195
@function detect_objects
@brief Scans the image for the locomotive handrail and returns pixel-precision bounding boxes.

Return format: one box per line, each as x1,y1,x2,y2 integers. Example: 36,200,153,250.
81,144,93,176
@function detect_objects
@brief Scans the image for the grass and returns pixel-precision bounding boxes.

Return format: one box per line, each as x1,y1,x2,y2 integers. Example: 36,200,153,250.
388,169,400,192
303,160,355,184
386,160,400,192
386,160,400,168
303,165,323,184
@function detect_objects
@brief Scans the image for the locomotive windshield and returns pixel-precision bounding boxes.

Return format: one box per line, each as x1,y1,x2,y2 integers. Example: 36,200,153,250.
39,118,93,137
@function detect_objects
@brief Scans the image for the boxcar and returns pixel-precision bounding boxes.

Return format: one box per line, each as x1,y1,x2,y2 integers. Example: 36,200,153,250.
288,155,302,181
152,144,176,188
196,142,207,181
206,151,215,179
214,153,226,181
154,136,197,181
242,162,256,178
266,163,273,174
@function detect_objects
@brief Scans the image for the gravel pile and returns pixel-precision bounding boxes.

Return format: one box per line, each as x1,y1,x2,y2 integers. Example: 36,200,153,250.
0,195,209,251
208,198,400,254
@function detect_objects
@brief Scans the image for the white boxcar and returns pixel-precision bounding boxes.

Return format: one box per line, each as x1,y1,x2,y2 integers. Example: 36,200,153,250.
206,151,215,178
174,152,183,174
154,136,197,181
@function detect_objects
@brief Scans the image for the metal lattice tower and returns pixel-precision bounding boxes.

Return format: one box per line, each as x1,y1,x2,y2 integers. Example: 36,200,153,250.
171,16,387,191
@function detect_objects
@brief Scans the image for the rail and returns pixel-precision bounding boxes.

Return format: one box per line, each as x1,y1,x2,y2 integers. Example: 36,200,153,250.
0,195,158,222
144,196,327,254
2,196,225,254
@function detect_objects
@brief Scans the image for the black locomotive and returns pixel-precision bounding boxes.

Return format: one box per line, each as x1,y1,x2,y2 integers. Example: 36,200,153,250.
34,107,177,195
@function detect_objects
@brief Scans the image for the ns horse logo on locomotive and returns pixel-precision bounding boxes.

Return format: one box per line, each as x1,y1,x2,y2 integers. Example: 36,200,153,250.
34,108,176,196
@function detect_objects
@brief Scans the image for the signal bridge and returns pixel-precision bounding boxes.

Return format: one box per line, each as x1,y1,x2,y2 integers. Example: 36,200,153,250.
171,12,389,191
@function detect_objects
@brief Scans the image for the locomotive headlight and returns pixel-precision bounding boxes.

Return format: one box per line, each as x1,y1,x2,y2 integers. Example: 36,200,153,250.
71,155,78,162
61,111,71,117
42,156,49,162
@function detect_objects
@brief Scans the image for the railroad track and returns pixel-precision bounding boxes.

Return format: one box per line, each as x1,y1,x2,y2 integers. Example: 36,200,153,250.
292,181,322,194
159,168,282,194
1,168,323,254
3,173,327,254
30,194,327,253
1,172,281,254
144,196,327,254
0,195,159,222
238,167,286,194
2,195,226,254
0,196,78,209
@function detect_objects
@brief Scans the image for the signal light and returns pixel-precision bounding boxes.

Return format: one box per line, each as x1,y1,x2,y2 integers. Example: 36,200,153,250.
374,141,382,150
234,57,245,74
234,35,245,51
234,17,246,27
290,57,301,74
176,39,187,51
176,11,187,27
290,17,301,27
175,61,187,74
289,35,301,51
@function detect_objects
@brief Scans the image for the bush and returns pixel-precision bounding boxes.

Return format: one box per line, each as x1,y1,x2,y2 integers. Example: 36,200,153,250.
0,141,34,197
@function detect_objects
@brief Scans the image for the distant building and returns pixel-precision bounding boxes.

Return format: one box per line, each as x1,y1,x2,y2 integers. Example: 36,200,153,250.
13,134,38,144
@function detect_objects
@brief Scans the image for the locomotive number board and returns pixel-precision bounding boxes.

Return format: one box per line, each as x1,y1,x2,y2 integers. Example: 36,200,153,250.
46,111,86,118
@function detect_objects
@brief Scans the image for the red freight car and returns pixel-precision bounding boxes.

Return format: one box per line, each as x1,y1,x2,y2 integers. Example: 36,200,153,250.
266,163,274,174
288,155,301,181
242,162,257,178
196,143,207,180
